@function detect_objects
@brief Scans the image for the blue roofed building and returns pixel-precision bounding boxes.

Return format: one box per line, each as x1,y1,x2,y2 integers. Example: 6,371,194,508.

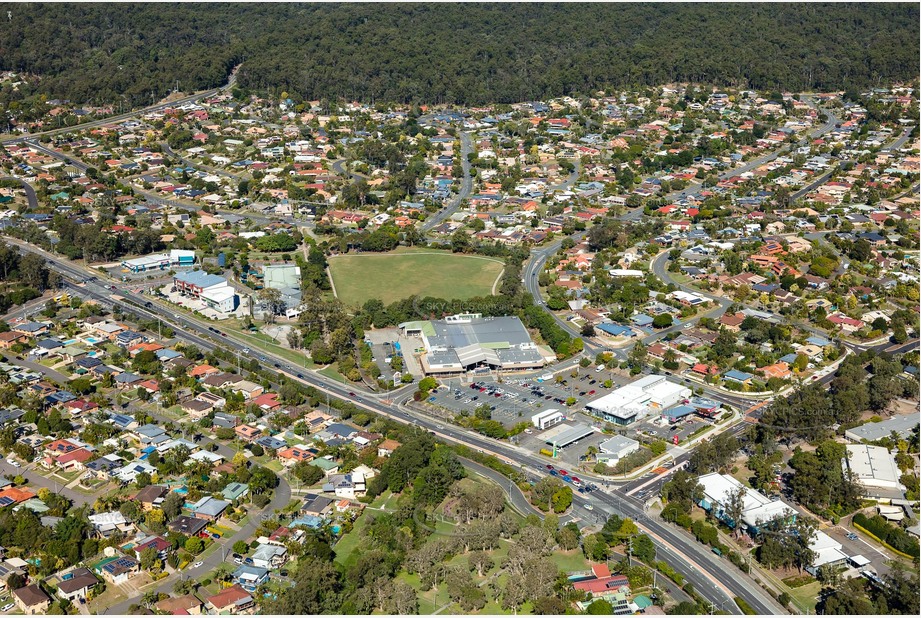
723,370,754,384
596,323,635,338
232,565,269,592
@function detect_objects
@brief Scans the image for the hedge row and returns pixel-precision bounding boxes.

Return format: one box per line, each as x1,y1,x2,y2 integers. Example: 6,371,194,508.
853,513,920,558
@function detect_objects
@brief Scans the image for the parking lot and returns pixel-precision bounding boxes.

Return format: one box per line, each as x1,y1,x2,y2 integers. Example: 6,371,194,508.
428,367,633,430
628,413,717,447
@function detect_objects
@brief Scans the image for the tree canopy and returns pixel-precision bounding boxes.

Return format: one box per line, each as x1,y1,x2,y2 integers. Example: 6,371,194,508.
0,4,917,108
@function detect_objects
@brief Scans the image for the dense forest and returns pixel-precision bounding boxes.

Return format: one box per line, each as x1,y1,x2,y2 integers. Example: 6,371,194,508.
0,3,917,107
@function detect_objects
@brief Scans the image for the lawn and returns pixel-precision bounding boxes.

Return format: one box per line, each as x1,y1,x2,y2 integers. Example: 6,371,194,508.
787,580,822,614
548,549,590,573
328,248,505,307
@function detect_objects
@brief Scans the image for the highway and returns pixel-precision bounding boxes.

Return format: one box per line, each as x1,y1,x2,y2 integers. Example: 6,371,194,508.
3,237,787,615
2,90,856,616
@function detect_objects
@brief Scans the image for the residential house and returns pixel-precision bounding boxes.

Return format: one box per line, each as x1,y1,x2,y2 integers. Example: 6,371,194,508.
221,482,250,503
95,556,140,584
300,494,333,517
189,496,229,521
324,470,366,499
168,515,209,537
234,424,262,442
250,543,287,569
277,446,314,466
155,594,204,615
55,568,99,603
377,439,401,457
206,585,254,614
12,584,51,615
232,565,269,592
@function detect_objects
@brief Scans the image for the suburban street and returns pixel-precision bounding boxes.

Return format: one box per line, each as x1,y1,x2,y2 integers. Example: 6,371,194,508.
422,131,474,232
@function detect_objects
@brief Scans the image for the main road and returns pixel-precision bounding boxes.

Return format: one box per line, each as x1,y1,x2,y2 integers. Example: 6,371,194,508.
1,66,239,145
5,237,785,615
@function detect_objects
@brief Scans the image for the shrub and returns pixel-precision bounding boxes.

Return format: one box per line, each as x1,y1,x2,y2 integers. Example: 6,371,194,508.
735,596,756,615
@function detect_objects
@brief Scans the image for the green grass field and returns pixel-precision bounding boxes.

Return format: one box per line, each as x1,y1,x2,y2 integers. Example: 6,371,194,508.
328,248,505,307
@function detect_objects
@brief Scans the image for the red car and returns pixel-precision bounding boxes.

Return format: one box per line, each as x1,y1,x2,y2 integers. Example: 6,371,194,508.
557,469,568,476
571,476,581,484
545,464,554,470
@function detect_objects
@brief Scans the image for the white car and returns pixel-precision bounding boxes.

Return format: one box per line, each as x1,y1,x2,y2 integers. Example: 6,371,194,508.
6,459,19,468
583,503,594,511
1,603,13,612
192,561,204,569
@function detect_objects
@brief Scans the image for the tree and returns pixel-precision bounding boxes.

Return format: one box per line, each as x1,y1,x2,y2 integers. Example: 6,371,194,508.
467,550,494,577
724,485,747,538
185,536,204,554
258,287,286,322
581,322,596,337
652,313,673,329
587,599,614,614
135,472,151,488
501,575,528,615
291,461,323,485
139,547,158,571
631,534,656,565
267,556,343,615
162,491,184,520
119,500,141,522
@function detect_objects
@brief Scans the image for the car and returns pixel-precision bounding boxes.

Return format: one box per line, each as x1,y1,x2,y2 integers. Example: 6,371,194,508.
549,470,559,476
545,464,554,470
577,487,586,493
557,469,568,476
192,561,204,568
572,476,581,484
234,557,243,565
1,603,13,612
173,313,181,319
348,392,356,397
561,475,572,483
6,459,19,468
274,363,280,368
296,373,304,378
583,503,594,511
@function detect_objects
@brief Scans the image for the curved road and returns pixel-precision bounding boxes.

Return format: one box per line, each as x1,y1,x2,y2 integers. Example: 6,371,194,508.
0,176,38,209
